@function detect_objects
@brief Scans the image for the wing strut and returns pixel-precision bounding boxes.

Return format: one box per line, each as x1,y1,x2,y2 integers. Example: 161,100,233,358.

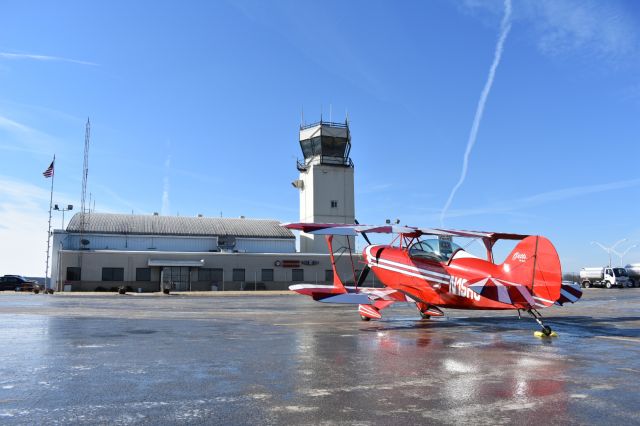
326,235,347,293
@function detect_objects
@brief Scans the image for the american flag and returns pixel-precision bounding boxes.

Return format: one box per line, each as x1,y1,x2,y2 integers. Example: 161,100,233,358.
43,161,54,178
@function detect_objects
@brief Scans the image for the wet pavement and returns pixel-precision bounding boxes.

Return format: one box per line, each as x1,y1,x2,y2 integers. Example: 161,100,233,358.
0,290,639,425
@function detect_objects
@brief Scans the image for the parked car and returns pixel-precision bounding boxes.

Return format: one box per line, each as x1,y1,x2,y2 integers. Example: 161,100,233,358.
0,275,41,292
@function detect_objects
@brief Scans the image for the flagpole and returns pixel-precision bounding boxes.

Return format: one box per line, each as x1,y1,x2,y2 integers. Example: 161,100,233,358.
45,155,55,292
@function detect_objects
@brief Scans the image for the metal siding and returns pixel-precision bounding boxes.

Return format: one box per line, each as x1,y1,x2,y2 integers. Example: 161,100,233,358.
235,238,296,253
66,212,294,239
63,234,218,252
152,237,217,252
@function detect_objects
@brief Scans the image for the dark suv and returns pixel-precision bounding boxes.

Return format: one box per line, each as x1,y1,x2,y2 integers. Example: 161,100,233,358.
0,275,41,292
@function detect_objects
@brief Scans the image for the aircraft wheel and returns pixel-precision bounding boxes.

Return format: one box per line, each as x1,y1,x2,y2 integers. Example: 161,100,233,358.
420,312,431,320
542,326,553,336
360,315,371,321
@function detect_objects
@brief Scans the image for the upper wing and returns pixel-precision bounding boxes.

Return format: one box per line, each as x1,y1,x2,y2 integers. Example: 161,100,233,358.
282,222,416,236
282,222,529,241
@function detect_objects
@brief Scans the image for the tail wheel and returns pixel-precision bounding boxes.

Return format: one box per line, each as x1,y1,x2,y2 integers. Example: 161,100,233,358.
360,315,371,321
420,312,431,320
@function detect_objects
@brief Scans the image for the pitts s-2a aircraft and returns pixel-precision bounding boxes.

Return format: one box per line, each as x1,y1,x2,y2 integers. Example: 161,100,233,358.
284,223,582,337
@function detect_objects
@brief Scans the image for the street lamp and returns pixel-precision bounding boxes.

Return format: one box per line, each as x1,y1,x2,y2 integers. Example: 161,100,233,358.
591,238,626,267
54,204,73,229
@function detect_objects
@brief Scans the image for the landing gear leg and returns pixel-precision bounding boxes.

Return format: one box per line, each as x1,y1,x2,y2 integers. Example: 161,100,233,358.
527,309,557,337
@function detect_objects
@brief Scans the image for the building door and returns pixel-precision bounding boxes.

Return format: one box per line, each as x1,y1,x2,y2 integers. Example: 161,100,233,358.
162,267,191,291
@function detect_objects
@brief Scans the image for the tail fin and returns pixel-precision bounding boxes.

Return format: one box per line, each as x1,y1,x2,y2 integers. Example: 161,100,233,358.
499,236,561,307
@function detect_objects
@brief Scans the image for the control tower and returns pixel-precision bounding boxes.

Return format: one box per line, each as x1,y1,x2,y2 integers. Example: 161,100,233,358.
292,119,355,254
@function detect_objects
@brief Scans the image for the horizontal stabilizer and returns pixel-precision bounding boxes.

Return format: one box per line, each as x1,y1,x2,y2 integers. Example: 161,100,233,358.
358,304,382,319
555,282,583,306
467,278,536,308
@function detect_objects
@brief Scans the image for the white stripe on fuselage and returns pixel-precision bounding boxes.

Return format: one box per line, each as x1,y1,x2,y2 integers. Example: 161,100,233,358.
368,261,450,285
365,245,450,284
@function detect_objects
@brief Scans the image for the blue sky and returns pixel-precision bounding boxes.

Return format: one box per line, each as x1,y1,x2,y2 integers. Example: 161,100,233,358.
1,0,639,276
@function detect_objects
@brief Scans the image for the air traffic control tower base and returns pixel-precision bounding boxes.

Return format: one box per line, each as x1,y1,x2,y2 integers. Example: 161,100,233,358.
292,120,355,254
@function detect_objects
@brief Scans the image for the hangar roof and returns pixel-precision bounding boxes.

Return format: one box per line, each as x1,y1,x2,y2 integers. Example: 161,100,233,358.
66,213,294,239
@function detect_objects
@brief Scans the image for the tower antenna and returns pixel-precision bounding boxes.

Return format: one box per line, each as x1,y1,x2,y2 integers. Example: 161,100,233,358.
80,117,91,232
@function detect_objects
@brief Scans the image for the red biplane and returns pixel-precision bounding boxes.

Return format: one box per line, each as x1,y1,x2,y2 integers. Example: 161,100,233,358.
284,223,582,337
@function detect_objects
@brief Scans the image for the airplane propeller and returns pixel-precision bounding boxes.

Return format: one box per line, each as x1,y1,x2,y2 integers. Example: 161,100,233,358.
356,265,370,288
354,219,372,245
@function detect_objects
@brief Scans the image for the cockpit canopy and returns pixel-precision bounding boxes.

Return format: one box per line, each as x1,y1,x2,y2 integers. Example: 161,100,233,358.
409,239,463,262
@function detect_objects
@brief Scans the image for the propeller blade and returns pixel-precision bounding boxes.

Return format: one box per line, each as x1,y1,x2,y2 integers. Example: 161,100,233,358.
356,265,370,287
355,219,372,245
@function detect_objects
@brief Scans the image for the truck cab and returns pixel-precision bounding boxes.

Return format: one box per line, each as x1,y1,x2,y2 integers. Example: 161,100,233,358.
610,268,631,288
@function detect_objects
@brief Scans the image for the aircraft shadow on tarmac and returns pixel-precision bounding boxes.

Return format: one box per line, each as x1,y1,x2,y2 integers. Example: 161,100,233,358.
361,315,640,339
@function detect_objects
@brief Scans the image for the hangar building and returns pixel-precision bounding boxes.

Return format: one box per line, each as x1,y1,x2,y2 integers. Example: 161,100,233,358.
50,119,370,291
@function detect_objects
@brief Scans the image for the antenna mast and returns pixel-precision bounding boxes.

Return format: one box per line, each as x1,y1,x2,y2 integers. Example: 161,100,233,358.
80,118,91,231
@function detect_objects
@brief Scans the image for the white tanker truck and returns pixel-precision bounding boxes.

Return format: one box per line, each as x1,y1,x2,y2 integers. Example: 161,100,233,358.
579,266,630,288
624,263,640,288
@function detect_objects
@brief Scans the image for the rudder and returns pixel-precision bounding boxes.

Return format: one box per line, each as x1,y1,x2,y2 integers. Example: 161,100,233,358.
499,236,561,307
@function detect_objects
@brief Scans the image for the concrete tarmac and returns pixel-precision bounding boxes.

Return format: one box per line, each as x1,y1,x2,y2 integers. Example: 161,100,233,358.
0,289,639,425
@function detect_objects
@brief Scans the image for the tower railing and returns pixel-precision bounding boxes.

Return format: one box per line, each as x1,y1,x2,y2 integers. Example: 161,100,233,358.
297,156,354,171
300,120,348,130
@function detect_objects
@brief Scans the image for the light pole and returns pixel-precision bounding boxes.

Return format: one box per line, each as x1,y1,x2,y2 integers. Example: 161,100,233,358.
612,244,638,267
591,239,626,267
54,204,73,229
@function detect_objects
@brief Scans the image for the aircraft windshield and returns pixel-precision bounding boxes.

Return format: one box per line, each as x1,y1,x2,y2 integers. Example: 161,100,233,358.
613,268,627,277
409,239,463,262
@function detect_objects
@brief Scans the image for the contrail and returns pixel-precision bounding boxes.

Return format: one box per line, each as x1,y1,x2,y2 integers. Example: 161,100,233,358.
440,0,512,227
161,155,171,215
0,52,98,66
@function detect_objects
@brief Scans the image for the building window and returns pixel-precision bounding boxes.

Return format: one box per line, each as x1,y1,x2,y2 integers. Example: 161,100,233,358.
232,268,245,282
199,268,223,282
330,200,338,208
66,267,81,281
102,267,124,281
261,269,274,282
136,268,151,282
292,268,304,282
325,269,333,282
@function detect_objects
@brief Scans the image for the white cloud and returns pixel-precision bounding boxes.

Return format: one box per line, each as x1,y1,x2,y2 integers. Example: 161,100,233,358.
528,0,637,60
439,178,640,220
89,182,149,215
460,0,639,63
0,52,98,66
0,114,56,154
0,176,73,277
